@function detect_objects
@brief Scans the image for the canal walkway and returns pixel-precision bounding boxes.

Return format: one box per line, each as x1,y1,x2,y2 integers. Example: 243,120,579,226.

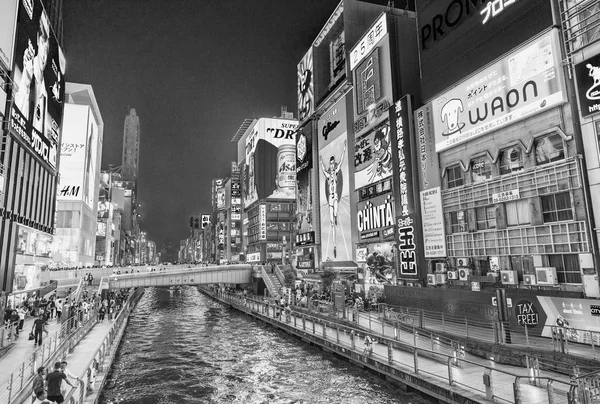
205,288,577,404
0,289,143,404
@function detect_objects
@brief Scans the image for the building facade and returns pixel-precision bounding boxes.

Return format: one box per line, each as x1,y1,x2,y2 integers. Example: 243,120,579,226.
0,0,66,307
122,108,140,183
53,83,103,268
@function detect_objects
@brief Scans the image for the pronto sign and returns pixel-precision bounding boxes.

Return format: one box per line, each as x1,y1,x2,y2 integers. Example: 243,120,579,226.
431,30,566,153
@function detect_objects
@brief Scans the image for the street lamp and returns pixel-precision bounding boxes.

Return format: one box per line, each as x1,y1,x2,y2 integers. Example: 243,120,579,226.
282,236,287,265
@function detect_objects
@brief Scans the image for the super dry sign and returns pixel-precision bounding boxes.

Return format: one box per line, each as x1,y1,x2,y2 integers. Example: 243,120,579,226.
432,30,566,152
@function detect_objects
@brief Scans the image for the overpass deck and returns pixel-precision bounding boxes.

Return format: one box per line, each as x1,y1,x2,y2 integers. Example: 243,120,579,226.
107,265,256,289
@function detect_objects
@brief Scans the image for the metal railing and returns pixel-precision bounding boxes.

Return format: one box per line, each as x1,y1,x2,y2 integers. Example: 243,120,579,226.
209,289,575,404
0,308,99,404
60,288,144,404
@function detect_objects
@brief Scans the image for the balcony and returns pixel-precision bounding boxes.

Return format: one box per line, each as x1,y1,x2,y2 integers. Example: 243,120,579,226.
446,221,590,257
442,158,581,212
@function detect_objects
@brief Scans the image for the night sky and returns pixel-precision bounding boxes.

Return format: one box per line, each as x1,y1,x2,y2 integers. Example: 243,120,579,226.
62,0,341,249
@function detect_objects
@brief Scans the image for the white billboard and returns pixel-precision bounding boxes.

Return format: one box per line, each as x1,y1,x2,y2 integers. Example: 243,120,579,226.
58,104,89,202
0,0,18,70
243,117,298,208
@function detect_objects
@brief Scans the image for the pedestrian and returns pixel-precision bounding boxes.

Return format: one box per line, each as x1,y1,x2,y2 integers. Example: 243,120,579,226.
363,335,373,355
56,299,63,322
32,390,53,404
18,305,26,331
31,313,47,346
60,361,80,385
46,361,75,404
32,366,47,398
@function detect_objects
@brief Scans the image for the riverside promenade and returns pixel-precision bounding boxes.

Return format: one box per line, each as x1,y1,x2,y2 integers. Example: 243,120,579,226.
0,288,143,404
202,287,580,404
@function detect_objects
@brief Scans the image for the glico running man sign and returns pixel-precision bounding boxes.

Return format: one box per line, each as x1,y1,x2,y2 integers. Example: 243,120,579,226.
10,0,65,171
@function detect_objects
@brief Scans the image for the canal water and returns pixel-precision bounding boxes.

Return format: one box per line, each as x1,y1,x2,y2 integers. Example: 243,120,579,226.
100,287,434,404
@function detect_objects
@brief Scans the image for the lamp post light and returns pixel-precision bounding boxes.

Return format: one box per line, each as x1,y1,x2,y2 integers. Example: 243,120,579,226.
282,236,287,265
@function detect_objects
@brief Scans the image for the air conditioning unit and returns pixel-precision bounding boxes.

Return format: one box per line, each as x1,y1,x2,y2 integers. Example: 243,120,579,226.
536,267,558,285
458,268,471,281
427,274,436,286
447,270,459,280
435,262,446,272
435,273,447,285
523,274,537,285
456,257,471,267
501,270,518,285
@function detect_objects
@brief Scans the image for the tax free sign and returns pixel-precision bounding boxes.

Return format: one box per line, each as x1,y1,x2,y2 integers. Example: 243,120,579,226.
431,30,566,152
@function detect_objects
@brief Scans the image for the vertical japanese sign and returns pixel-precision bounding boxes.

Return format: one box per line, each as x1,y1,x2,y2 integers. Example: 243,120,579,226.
390,95,419,276
259,204,266,240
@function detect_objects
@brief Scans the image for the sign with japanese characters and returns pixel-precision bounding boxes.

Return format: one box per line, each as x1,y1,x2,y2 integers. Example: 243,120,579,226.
414,103,441,190
417,0,553,100
431,30,566,152
259,204,266,240
349,13,387,70
420,187,447,258
354,122,393,191
390,95,421,276
492,189,520,203
358,178,392,202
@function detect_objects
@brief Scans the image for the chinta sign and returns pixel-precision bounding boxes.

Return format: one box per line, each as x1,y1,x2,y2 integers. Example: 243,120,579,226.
431,29,566,152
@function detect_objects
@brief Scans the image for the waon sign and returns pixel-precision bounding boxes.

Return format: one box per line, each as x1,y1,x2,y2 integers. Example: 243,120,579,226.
575,53,600,118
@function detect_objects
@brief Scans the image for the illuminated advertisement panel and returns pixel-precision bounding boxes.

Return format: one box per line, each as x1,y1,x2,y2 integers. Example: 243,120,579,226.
354,121,393,190
296,125,313,235
259,204,266,240
0,0,18,70
243,118,298,208
58,104,88,202
432,30,567,152
389,95,421,276
417,0,553,100
10,0,66,171
356,192,394,242
350,14,393,140
216,186,226,210
297,47,314,123
414,103,441,190
575,53,600,118
318,97,351,262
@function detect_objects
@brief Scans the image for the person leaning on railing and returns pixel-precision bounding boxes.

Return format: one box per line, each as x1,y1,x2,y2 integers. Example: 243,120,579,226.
32,366,47,400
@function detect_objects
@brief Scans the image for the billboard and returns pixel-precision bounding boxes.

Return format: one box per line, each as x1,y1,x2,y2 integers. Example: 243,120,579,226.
83,111,98,209
0,0,18,70
243,118,298,208
575,53,600,118
417,0,553,100
390,95,421,276
356,192,394,242
318,97,352,262
431,30,567,153
216,186,225,210
420,187,447,258
9,0,66,171
297,47,314,123
354,121,393,190
296,125,313,235
58,104,88,201
414,103,441,190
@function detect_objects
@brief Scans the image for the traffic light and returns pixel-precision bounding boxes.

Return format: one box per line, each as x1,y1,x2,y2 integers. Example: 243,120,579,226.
194,218,200,229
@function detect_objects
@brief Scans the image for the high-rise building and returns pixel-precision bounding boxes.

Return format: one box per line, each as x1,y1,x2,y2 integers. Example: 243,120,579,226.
0,0,66,307
122,108,140,183
54,82,104,268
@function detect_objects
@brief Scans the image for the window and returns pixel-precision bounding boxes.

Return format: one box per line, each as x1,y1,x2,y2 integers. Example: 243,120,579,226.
535,134,564,165
506,200,530,226
476,206,496,230
471,158,491,183
542,192,573,222
510,255,534,280
499,146,524,175
450,210,467,233
548,254,581,284
446,165,464,189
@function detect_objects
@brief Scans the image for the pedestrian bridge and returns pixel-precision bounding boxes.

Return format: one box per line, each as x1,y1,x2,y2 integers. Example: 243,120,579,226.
107,265,256,289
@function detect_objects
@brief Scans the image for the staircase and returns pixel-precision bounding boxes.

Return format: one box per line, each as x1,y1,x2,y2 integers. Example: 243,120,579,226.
261,266,284,297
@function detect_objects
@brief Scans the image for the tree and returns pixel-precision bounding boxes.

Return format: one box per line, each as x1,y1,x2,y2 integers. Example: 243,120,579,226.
283,270,295,288
320,268,337,292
